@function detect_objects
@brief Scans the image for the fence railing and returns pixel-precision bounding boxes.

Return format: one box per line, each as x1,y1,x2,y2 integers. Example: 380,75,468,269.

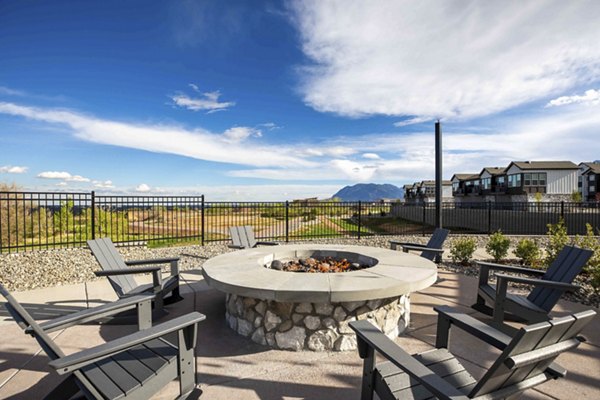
1,191,599,253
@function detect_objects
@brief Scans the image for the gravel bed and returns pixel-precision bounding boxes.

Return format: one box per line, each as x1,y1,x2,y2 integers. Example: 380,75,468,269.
1,235,597,309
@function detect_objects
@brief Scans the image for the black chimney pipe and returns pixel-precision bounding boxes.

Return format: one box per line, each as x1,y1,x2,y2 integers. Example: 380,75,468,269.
435,121,442,228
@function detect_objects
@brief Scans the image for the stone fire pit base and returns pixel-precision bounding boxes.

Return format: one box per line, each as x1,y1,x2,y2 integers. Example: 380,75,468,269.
225,293,410,351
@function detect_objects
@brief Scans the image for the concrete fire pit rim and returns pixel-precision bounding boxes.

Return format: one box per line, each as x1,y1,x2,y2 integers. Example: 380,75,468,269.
201,244,437,302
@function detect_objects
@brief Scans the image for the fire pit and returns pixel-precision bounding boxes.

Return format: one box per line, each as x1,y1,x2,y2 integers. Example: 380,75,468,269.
202,244,436,351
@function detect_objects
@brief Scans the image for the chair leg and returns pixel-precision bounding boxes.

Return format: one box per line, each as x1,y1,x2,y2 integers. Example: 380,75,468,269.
164,287,184,305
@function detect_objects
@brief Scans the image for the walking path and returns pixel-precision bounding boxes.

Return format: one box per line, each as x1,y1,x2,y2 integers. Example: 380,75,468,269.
1,262,598,399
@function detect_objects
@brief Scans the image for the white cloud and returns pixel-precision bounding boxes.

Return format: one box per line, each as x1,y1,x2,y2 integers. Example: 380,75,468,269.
0,165,28,174
170,85,235,113
0,86,26,96
546,89,600,107
37,171,90,182
93,180,114,188
289,1,600,119
222,126,262,143
362,153,380,160
0,102,316,168
394,117,433,127
37,171,73,179
136,183,151,192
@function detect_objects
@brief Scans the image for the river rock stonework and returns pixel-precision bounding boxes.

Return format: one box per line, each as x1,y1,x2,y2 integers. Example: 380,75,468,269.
225,293,410,351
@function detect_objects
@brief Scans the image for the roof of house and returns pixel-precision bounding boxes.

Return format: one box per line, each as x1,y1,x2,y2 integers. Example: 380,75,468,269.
480,167,505,176
420,180,452,186
583,163,600,174
451,173,479,181
402,184,413,189
508,161,578,170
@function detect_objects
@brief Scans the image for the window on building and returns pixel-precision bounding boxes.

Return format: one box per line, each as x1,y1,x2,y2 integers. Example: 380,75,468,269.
481,177,491,190
590,175,596,182
591,185,596,193
452,182,459,191
508,174,521,187
497,176,505,185
523,172,547,186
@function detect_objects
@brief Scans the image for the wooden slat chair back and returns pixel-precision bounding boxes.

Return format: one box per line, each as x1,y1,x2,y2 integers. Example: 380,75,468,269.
87,237,137,297
350,306,594,400
229,226,257,249
0,283,113,398
1,283,204,400
422,228,450,261
527,246,591,312
470,310,595,398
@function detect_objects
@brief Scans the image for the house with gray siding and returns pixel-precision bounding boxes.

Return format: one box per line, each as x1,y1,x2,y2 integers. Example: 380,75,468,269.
503,161,578,201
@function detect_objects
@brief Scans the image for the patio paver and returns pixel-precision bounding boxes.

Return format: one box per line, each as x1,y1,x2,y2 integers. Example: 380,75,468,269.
0,266,598,399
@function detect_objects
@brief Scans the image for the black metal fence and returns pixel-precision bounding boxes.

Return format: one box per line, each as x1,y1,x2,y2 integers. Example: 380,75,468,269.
1,190,599,253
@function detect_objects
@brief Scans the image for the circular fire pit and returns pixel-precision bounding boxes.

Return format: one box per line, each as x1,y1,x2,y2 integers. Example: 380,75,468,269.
202,244,436,351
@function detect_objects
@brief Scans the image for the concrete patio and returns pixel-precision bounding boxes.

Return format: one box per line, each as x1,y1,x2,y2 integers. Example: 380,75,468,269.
1,266,599,399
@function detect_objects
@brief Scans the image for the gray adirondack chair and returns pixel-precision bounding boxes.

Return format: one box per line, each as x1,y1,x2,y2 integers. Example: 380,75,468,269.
228,225,278,249
350,305,595,400
1,283,205,400
389,227,449,263
88,238,183,315
473,245,593,325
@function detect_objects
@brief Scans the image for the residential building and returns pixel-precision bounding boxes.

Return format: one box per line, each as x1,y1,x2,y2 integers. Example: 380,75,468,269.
504,161,578,201
581,163,600,201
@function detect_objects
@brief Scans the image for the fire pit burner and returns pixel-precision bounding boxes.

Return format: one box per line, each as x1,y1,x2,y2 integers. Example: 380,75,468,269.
270,256,369,273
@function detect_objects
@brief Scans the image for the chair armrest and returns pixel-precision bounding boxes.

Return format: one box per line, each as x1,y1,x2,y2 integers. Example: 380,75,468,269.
49,312,207,375
401,245,444,254
94,266,161,276
350,320,469,400
125,257,180,266
433,306,511,350
495,274,581,292
390,241,425,250
475,261,545,276
32,294,156,334
95,266,163,292
256,241,278,246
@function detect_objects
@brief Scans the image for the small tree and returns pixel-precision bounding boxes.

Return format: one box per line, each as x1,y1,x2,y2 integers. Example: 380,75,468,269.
486,231,510,262
545,217,569,266
574,223,600,274
450,237,477,266
570,190,583,202
514,238,542,267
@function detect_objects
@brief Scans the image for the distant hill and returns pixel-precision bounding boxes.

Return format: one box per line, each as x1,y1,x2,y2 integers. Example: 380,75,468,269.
332,183,404,201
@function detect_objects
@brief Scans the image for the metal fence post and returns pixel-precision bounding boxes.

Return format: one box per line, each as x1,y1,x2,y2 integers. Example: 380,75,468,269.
285,201,289,242
357,201,362,240
422,203,426,236
201,195,205,246
91,191,96,240
560,201,565,220
487,201,492,234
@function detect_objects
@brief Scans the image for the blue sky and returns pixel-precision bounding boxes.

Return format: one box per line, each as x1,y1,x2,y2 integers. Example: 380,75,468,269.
1,1,599,200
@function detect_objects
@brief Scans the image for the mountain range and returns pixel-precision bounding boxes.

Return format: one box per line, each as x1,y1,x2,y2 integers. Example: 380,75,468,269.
331,183,404,201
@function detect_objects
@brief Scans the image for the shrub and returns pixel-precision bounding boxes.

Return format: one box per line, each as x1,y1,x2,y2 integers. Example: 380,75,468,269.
574,224,600,292
450,237,477,265
545,218,569,266
571,190,583,202
485,231,510,262
514,238,542,267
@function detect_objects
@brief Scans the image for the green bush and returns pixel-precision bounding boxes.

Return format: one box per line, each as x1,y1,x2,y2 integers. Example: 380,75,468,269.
450,237,477,265
545,218,569,266
485,231,510,262
514,238,542,267
574,223,600,292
